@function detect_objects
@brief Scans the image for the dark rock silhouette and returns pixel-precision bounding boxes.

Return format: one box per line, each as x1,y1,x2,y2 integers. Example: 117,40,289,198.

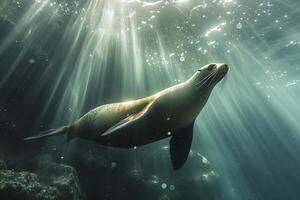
0,160,84,200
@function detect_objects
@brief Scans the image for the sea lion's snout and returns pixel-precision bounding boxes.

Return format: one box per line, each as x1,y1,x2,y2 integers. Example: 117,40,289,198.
217,63,229,78
193,63,229,90
211,63,229,83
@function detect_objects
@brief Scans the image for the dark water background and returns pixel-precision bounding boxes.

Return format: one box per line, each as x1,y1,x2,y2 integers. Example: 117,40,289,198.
1,0,300,199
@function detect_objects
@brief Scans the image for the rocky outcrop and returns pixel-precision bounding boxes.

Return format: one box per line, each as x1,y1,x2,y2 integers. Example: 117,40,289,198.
0,160,84,200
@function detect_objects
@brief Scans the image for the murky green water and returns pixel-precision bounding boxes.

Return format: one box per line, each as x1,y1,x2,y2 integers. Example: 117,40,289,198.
1,0,300,200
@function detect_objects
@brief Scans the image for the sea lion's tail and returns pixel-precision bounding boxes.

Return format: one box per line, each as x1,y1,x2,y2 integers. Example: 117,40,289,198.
23,126,69,141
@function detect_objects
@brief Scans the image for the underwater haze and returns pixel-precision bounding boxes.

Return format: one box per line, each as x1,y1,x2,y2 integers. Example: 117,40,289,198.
0,0,300,200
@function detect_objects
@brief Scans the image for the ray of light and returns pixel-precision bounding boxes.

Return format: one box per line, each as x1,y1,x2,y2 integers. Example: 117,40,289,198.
1,0,300,199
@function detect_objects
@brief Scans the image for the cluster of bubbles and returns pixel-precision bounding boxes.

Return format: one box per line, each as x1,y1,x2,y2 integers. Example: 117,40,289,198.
4,0,297,103
6,0,294,75
161,183,175,191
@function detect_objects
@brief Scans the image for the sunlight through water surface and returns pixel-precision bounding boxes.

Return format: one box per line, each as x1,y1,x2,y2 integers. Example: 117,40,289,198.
1,0,300,199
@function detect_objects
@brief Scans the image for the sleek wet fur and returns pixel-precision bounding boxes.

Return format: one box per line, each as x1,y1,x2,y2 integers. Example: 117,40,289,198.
24,63,229,170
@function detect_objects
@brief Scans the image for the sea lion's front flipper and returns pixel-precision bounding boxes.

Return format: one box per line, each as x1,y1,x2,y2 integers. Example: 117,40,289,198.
169,122,194,170
101,102,154,137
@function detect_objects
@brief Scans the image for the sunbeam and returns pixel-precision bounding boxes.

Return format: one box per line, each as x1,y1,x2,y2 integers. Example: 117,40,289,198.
1,0,300,199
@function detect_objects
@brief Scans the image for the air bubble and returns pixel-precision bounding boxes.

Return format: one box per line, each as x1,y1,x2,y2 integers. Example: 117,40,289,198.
236,22,242,29
169,185,175,191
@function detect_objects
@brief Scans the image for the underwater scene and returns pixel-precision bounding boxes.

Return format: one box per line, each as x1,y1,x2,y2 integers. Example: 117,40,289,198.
0,0,300,199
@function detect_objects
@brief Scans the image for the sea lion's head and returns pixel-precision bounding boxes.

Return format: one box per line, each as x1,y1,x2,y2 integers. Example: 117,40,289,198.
190,63,229,91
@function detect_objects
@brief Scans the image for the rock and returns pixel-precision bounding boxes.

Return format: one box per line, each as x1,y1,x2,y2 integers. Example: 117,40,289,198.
0,160,84,200
37,162,84,200
0,170,59,200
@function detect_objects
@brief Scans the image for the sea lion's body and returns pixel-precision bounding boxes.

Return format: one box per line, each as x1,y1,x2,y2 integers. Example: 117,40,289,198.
73,80,208,147
24,63,229,169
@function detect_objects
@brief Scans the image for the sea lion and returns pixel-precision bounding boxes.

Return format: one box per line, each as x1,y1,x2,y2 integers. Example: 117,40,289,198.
24,63,229,170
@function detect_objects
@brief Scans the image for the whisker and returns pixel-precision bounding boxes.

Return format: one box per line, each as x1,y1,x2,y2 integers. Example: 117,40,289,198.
207,72,218,88
192,70,215,86
195,72,216,88
193,70,217,88
195,70,218,89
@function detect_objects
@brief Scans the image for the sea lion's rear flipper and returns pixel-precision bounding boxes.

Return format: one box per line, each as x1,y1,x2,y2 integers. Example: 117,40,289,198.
101,102,154,137
23,126,68,141
169,122,194,170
